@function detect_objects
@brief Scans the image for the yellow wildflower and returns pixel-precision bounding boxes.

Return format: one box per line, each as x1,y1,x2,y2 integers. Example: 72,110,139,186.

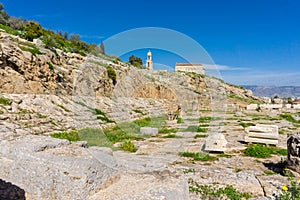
298,179,300,183
282,185,288,191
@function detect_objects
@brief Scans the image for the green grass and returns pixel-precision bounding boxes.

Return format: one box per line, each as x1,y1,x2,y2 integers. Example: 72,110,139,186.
239,122,255,128
235,168,242,173
78,128,112,147
194,134,207,139
183,168,195,174
38,114,47,118
177,117,183,124
159,127,179,134
120,140,137,152
264,170,277,176
244,144,288,158
188,179,252,200
132,109,145,115
19,45,42,56
92,108,106,115
0,24,20,35
181,125,208,133
47,62,54,70
179,151,217,161
280,113,300,124
0,97,11,105
51,128,115,148
199,116,220,123
97,115,115,123
218,153,232,158
162,134,183,138
228,93,262,104
51,130,80,141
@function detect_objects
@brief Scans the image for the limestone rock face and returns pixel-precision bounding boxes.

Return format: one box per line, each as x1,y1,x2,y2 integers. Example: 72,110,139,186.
287,133,300,173
0,135,119,200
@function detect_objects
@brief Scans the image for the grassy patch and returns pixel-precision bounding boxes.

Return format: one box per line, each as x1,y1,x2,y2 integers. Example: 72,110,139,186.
159,127,179,134
38,114,47,118
188,179,251,200
47,62,54,70
228,93,261,104
179,151,217,161
51,101,71,112
0,24,20,35
239,122,255,128
264,170,277,176
199,116,220,123
218,153,232,158
51,130,80,141
132,109,145,115
235,168,242,173
92,108,106,115
177,117,183,124
181,125,208,133
183,168,195,174
244,144,287,158
19,45,42,56
280,113,299,124
120,140,137,152
194,134,207,139
97,115,115,123
0,97,11,105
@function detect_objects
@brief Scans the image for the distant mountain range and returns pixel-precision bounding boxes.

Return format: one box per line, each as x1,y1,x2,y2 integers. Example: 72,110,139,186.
244,86,300,98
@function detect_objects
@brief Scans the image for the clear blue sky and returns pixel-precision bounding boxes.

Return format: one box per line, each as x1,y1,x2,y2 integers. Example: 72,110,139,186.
2,0,300,86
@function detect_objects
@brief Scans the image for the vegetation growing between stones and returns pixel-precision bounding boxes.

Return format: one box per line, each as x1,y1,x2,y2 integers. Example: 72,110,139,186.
194,134,207,139
51,128,113,147
239,122,255,128
51,130,80,141
227,93,262,104
120,140,137,152
0,97,11,105
179,152,217,161
188,179,252,199
244,144,287,158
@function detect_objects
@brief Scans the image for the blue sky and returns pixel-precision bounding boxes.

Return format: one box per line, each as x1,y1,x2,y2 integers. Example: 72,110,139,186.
2,0,300,86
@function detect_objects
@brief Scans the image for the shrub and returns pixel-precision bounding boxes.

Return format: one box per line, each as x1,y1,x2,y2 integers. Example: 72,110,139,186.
106,66,117,85
120,140,137,152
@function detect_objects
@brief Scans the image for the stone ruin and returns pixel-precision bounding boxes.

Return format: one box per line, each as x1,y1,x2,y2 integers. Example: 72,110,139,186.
204,132,227,152
287,133,300,173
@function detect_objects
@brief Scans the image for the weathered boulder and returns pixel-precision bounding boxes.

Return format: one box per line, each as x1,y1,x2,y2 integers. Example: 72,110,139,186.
0,135,119,200
287,133,300,173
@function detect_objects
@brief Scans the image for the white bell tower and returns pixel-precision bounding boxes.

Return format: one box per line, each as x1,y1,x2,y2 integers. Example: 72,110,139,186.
146,50,153,70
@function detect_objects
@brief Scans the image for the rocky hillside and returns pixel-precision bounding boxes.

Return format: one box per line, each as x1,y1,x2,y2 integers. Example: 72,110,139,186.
0,30,270,199
0,31,261,136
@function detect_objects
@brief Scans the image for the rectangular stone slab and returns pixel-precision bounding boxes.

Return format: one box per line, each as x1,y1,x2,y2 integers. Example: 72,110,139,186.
244,136,278,145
